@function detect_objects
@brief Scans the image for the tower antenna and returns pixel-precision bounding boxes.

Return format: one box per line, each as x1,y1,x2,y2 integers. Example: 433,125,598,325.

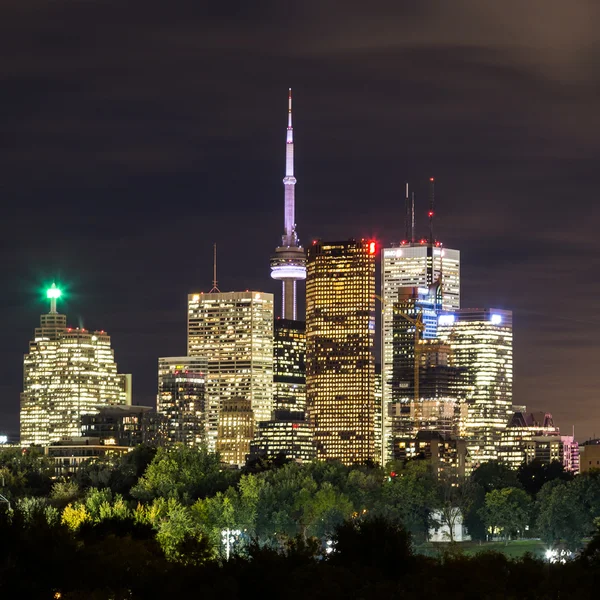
427,177,435,285
404,183,410,242
210,243,220,293
411,191,415,243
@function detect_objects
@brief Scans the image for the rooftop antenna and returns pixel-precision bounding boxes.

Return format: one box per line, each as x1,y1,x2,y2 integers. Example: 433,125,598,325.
411,191,415,243
209,243,220,293
404,183,410,242
46,283,62,314
427,177,435,285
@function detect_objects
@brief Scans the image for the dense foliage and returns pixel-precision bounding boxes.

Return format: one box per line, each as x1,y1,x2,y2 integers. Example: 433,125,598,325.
2,447,600,598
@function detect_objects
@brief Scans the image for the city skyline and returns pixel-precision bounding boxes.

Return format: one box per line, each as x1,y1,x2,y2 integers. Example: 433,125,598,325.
2,2,599,442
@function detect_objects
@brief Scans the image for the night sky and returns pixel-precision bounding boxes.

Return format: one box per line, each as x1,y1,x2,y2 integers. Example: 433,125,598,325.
2,1,599,441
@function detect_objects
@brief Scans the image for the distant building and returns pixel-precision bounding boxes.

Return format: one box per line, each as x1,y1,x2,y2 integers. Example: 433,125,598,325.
249,409,315,463
578,440,600,473
381,241,460,465
437,309,513,464
188,291,273,452
20,285,130,447
216,398,254,468
81,404,165,447
306,239,376,465
45,437,131,477
393,430,471,478
498,411,560,469
273,319,306,411
157,357,208,447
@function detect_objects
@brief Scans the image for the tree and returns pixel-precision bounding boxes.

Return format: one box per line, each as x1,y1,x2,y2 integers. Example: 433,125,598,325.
535,479,588,549
131,445,238,503
471,460,519,493
435,475,476,542
480,487,531,542
517,459,572,497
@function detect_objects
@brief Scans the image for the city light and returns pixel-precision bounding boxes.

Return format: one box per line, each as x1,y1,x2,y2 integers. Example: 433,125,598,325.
490,314,503,325
46,284,61,299
438,314,455,326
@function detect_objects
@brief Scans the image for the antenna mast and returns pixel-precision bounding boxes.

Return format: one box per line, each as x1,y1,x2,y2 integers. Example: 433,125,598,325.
210,243,221,293
411,191,415,243
404,183,410,242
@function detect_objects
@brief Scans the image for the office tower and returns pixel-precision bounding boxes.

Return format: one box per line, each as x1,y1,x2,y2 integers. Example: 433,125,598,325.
188,291,274,452
157,357,208,447
81,405,160,447
381,180,460,464
498,411,559,469
437,309,513,464
374,365,382,465
217,398,254,467
306,239,376,464
20,285,129,447
579,440,600,473
249,410,315,463
383,285,460,461
273,319,306,411
270,89,306,320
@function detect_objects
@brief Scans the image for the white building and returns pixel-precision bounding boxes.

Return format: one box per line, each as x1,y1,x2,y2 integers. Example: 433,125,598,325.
20,285,129,447
187,291,274,452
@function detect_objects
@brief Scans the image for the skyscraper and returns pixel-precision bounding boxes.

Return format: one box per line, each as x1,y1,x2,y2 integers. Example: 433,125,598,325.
273,319,306,411
157,356,208,447
306,239,376,464
384,285,461,460
437,309,513,464
270,89,306,320
381,179,460,464
187,291,274,452
20,285,129,446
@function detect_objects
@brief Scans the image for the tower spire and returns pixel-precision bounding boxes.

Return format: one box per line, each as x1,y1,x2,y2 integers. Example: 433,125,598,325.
283,88,297,246
46,283,61,314
209,243,220,293
270,88,307,320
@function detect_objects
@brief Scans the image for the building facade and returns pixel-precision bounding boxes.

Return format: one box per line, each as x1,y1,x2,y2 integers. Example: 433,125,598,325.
216,398,255,467
187,291,274,452
306,239,376,464
157,357,208,447
21,289,129,447
249,409,315,463
437,309,513,464
273,319,306,411
381,244,459,463
80,404,163,447
498,411,560,469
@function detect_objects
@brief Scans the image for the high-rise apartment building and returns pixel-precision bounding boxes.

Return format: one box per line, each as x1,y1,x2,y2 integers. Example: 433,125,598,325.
437,309,513,464
20,285,129,447
187,291,274,452
306,239,376,464
157,357,208,447
381,243,459,464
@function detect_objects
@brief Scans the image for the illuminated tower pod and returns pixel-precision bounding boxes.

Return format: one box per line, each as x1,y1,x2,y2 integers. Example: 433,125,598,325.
306,240,376,465
20,285,130,447
270,89,306,320
187,291,274,453
437,309,513,465
157,357,208,447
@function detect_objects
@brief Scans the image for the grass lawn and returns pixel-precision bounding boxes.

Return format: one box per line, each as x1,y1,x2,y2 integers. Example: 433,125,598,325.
417,539,547,559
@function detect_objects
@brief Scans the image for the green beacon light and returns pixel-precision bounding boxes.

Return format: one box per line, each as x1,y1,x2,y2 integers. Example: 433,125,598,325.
47,283,62,313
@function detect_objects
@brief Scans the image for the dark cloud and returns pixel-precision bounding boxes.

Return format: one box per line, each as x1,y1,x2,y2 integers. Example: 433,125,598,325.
0,1,598,440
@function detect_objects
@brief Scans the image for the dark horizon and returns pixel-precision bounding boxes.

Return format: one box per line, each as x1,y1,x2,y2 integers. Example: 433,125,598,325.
2,1,599,440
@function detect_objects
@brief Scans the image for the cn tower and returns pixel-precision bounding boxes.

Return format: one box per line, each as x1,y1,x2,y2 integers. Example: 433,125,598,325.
270,89,306,320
